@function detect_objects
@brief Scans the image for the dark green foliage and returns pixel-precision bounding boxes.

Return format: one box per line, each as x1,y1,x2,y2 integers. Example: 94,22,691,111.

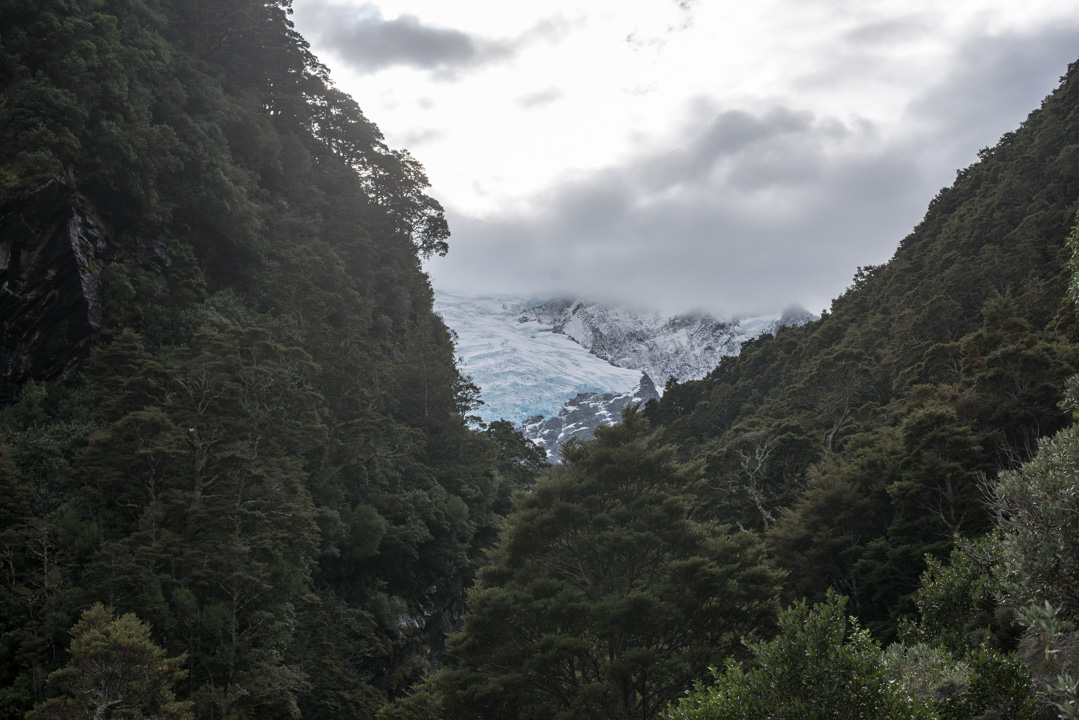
647,60,1079,634
900,537,1017,655
990,380,1079,714
853,405,996,636
5,0,1079,715
767,455,880,607
666,593,936,720
996,417,1079,614
436,408,783,720
484,419,548,489
26,603,192,720
0,0,505,716
0,381,97,515
696,422,818,529
937,648,1036,720
657,62,1079,719
668,593,1035,720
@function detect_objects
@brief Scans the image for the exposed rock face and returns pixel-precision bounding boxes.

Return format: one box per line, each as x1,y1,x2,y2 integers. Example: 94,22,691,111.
520,373,661,462
0,179,108,404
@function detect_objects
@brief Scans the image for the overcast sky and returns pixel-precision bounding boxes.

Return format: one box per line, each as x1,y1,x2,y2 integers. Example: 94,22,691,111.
290,0,1079,316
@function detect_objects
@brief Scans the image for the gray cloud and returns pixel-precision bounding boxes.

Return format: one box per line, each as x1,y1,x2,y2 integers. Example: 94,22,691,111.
841,16,930,47
643,108,820,190
430,22,1079,317
903,24,1079,174
432,107,918,316
518,88,564,109
398,127,445,148
295,2,513,75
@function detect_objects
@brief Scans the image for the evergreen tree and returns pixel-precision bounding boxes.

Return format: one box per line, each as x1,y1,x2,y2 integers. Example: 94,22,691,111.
767,455,878,607
667,592,1034,720
666,593,936,720
440,407,782,720
646,59,1079,634
26,603,191,720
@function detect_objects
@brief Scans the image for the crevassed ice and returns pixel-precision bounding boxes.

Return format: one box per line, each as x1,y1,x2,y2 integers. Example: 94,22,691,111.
433,291,643,425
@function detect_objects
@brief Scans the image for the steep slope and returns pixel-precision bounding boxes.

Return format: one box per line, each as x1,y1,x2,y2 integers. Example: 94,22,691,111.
647,59,1079,636
0,1,527,718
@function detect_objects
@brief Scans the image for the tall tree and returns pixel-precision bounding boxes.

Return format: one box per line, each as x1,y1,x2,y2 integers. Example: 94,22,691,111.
26,603,191,720
440,407,782,720
665,593,937,720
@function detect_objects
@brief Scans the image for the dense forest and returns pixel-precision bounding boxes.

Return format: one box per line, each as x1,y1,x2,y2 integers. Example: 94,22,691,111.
0,0,543,717
5,0,1079,718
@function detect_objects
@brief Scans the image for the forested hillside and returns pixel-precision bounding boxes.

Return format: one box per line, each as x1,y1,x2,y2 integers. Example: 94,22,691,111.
370,61,1079,720
0,1,541,718
8,0,1079,719
647,59,1079,636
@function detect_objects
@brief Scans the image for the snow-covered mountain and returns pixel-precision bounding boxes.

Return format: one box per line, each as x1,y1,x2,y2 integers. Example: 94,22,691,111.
434,291,816,462
519,300,815,388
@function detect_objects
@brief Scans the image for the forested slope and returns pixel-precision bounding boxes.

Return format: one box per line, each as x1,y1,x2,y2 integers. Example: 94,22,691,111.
376,63,1079,720
9,0,1079,718
646,59,1079,636
0,1,540,718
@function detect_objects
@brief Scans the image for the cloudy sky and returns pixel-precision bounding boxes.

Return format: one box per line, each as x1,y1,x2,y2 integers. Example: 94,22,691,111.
290,0,1079,316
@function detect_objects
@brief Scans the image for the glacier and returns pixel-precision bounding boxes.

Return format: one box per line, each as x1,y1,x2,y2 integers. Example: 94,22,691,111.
520,374,662,458
434,290,817,460
433,291,643,425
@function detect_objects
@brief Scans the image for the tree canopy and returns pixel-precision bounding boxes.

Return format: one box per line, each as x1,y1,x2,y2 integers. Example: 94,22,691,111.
6,0,1079,718
27,604,192,720
409,408,783,720
0,0,543,716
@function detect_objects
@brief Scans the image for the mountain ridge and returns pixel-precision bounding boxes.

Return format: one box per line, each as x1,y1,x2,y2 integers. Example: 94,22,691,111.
645,57,1079,637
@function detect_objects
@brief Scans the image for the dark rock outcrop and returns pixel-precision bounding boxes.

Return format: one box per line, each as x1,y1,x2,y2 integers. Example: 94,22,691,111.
0,179,108,404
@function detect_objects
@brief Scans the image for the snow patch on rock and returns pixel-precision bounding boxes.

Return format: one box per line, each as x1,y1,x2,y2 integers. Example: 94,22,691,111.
520,374,662,462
